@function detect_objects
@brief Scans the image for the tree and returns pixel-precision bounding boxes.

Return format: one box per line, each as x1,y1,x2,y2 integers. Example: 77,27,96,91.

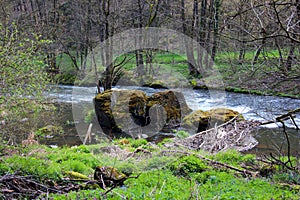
0,22,50,144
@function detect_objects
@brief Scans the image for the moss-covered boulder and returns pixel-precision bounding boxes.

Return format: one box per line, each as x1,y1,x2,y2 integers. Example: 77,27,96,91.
94,89,192,137
147,90,192,131
183,108,244,133
94,89,148,137
35,125,64,137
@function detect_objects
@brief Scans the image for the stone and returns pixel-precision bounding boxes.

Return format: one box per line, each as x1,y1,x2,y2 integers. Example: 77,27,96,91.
183,108,244,133
94,89,192,138
94,89,148,137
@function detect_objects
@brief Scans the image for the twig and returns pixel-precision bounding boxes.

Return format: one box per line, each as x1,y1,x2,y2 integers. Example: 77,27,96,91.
83,123,93,145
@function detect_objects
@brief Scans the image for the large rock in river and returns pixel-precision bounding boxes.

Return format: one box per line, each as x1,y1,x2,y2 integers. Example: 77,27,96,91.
183,108,244,133
94,89,192,138
94,89,147,137
147,90,192,131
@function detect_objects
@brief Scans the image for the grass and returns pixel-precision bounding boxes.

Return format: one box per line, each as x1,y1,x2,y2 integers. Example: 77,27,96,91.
1,139,300,199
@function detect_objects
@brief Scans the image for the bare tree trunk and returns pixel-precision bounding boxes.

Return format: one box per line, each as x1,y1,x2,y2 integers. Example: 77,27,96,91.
211,0,220,61
181,0,198,76
285,38,296,72
252,29,267,66
136,0,145,77
285,0,300,72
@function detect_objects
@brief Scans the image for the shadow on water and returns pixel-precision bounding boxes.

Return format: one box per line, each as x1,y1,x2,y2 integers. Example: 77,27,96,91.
26,103,82,146
247,127,300,156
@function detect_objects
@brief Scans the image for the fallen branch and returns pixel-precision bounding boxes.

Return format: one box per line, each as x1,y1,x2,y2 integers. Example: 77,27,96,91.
160,150,259,177
261,108,300,129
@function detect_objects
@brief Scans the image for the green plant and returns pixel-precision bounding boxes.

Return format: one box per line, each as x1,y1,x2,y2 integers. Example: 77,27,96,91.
212,149,245,167
84,110,96,123
168,155,208,177
0,22,50,144
175,130,190,139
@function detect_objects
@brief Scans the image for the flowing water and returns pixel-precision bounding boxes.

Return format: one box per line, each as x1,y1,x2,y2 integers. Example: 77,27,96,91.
42,85,300,155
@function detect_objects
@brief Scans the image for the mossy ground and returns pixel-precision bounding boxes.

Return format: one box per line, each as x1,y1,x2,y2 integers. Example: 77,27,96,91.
1,138,299,199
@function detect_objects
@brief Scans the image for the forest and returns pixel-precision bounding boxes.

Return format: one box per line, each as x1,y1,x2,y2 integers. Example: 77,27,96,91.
0,0,300,199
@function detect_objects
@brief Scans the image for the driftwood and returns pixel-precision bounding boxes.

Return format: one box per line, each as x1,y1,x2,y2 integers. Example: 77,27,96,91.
178,115,260,153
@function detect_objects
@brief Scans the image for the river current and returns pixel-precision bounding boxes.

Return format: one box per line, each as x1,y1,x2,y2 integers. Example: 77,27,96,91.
46,85,300,155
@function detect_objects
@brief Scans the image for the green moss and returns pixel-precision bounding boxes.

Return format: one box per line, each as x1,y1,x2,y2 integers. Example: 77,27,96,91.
130,138,148,148
212,149,248,167
183,108,244,132
35,125,64,137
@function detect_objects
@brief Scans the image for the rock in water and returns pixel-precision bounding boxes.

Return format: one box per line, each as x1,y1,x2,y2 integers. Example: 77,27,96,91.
183,108,244,133
94,89,148,137
147,90,192,132
94,89,192,138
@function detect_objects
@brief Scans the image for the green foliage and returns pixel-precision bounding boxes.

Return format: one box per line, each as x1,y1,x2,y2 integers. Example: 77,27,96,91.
115,138,148,149
212,149,247,167
0,22,50,143
46,189,104,200
175,130,190,139
1,144,299,199
4,156,62,180
115,161,139,176
0,145,98,181
108,170,194,199
144,156,177,171
168,155,208,177
53,73,76,85
83,110,96,123
272,172,300,185
195,170,299,199
130,138,148,148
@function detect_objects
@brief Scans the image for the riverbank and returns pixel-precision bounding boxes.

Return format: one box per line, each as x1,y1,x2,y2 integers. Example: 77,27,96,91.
54,50,300,99
1,139,300,199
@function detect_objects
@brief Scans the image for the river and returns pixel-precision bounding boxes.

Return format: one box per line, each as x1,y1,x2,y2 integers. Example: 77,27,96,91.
44,85,300,155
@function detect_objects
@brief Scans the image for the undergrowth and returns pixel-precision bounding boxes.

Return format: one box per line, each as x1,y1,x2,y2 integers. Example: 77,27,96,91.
0,140,299,199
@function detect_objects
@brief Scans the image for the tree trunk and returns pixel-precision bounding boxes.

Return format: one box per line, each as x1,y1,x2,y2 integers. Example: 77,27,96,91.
211,0,220,62
181,0,198,76
136,0,145,77
252,29,267,66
